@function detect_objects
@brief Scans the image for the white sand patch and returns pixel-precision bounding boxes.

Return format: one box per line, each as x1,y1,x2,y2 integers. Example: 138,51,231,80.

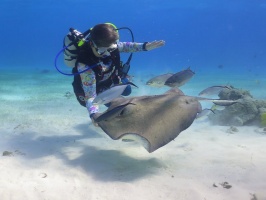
1,71,266,200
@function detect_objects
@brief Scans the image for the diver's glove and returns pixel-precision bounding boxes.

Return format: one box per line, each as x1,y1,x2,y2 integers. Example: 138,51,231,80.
87,97,99,127
90,113,99,127
144,40,165,51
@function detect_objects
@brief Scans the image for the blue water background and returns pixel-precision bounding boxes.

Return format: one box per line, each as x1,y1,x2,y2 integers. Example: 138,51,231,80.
0,0,266,82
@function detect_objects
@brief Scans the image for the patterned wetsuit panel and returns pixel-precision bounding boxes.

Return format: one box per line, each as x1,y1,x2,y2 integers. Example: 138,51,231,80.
78,42,145,115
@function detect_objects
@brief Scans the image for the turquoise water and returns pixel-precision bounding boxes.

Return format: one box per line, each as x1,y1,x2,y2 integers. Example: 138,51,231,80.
1,1,266,199
1,0,266,138
0,0,265,74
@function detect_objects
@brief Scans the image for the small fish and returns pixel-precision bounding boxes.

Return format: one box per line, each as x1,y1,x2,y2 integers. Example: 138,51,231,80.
93,84,128,105
198,85,231,97
94,102,135,122
93,82,138,105
164,67,195,87
196,97,242,106
196,108,215,119
211,99,239,106
211,104,225,111
146,73,174,87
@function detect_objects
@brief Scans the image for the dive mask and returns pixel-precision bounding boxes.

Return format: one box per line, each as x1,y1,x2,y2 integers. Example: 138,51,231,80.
91,40,118,56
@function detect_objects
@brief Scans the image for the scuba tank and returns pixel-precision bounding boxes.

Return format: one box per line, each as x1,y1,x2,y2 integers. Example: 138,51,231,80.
55,24,134,76
63,28,89,68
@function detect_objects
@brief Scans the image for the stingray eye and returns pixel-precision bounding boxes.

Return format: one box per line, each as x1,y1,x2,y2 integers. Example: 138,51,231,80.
118,103,135,117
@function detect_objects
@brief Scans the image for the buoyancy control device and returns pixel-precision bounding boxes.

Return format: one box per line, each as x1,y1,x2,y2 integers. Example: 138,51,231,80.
54,23,134,76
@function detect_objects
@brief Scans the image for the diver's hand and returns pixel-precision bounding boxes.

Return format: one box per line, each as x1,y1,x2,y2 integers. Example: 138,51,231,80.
145,40,165,51
90,113,99,127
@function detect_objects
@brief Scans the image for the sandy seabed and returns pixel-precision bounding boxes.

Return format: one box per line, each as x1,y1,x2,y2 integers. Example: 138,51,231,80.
0,69,266,200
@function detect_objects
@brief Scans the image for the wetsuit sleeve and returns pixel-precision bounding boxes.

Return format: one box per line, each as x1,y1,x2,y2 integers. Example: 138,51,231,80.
117,42,147,52
77,64,99,115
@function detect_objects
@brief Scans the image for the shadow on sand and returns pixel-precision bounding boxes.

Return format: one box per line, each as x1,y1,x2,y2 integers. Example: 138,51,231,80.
5,122,164,182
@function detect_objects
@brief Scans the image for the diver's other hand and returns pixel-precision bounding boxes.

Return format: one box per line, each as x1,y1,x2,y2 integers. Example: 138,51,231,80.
145,40,165,51
90,113,99,127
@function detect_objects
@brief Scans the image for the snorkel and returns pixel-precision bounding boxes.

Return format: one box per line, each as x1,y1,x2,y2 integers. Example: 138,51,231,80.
54,24,134,76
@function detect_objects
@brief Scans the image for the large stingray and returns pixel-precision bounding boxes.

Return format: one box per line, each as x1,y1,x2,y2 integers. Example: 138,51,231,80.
93,88,202,153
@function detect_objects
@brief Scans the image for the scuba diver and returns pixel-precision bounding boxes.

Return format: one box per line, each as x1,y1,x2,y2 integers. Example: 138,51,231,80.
62,23,165,125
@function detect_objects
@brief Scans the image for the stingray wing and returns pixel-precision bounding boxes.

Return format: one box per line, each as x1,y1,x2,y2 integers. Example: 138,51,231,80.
97,89,200,153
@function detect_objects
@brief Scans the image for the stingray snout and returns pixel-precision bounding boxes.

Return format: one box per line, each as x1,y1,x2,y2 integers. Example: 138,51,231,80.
181,96,202,113
197,102,202,113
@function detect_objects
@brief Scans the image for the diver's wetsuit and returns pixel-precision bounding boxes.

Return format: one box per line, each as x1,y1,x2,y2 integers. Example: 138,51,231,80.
72,41,147,115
